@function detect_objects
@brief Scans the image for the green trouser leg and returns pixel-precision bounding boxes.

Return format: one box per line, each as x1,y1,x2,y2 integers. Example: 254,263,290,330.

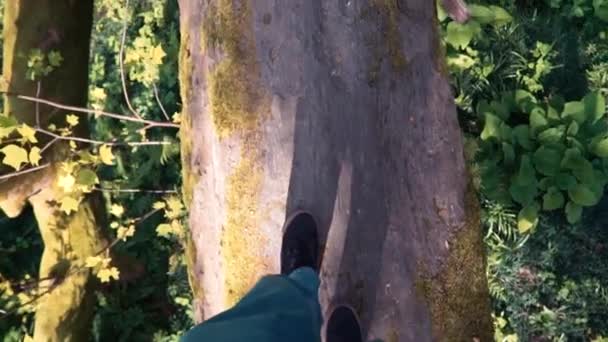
181,267,322,342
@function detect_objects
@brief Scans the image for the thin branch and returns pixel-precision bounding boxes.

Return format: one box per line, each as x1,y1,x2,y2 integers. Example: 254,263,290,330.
2,92,179,129
94,187,177,194
153,84,171,121
35,127,172,146
40,137,59,154
0,163,50,181
35,81,41,128
118,0,143,120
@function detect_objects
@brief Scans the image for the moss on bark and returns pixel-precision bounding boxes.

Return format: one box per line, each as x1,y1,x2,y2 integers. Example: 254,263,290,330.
416,186,493,341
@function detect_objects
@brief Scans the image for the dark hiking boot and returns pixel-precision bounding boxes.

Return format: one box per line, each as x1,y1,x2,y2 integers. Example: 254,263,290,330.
325,305,363,342
280,211,320,275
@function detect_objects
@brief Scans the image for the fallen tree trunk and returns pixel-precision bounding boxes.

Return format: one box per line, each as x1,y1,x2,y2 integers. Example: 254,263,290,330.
178,0,492,340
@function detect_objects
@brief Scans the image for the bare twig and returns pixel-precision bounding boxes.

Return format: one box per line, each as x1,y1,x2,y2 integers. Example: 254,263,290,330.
153,84,171,121
0,163,50,181
40,137,59,154
94,187,177,194
118,0,143,120
35,127,172,146
2,92,179,129
35,81,41,127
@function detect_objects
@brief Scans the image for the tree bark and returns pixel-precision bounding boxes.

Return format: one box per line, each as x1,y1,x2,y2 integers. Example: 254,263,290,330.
179,0,492,340
0,1,106,341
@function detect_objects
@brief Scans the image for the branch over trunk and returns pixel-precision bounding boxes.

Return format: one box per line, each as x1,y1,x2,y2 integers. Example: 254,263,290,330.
1,1,106,341
179,0,492,340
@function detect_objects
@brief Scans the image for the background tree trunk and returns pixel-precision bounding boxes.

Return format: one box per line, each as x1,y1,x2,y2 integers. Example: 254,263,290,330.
179,0,492,340
0,1,106,341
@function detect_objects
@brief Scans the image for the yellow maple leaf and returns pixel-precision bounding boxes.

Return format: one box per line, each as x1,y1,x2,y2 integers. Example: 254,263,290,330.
0,144,28,170
57,174,76,192
110,204,124,217
97,267,120,283
156,223,173,238
117,225,135,241
29,146,41,166
69,140,77,150
172,112,182,124
165,196,183,219
110,221,119,229
17,124,37,143
170,219,183,235
59,196,80,214
66,114,79,127
85,256,102,268
152,201,166,210
99,144,114,165
150,45,166,66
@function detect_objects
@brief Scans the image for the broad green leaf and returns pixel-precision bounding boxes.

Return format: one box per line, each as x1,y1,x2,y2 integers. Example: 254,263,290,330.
499,122,512,141
446,21,482,49
76,168,99,186
547,105,560,120
481,114,502,141
502,143,515,165
594,0,608,22
584,91,606,123
518,203,539,233
562,101,586,124
530,111,548,135
543,187,565,210
565,201,582,224
516,90,537,112
513,125,532,150
593,137,608,157
509,182,538,206
1,144,28,170
561,148,587,170
566,137,585,153
555,172,577,190
566,121,579,136
491,100,511,121
0,116,17,139
539,177,553,191
516,155,536,185
568,183,601,206
537,126,565,145
489,5,513,26
469,4,494,23
437,0,448,21
572,160,595,183
533,146,562,176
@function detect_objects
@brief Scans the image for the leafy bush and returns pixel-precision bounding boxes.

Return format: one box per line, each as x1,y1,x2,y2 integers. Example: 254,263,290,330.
477,90,607,230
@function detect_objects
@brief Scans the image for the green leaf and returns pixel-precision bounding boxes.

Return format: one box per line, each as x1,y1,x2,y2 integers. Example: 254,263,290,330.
562,101,586,124
555,172,577,190
502,143,515,165
491,100,511,121
447,54,476,70
568,183,601,206
469,4,494,24
530,111,549,135
565,201,582,224
513,125,532,150
76,168,99,187
446,21,482,49
547,105,561,120
566,121,579,136
561,148,587,170
518,203,539,233
594,0,608,21
533,146,562,176
509,183,538,206
583,91,606,123
593,137,608,157
481,114,503,141
537,126,565,145
489,6,513,26
516,90,537,112
543,187,565,210
516,155,536,184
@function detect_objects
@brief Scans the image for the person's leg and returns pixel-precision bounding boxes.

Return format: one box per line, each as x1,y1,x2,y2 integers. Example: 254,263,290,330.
181,212,322,342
